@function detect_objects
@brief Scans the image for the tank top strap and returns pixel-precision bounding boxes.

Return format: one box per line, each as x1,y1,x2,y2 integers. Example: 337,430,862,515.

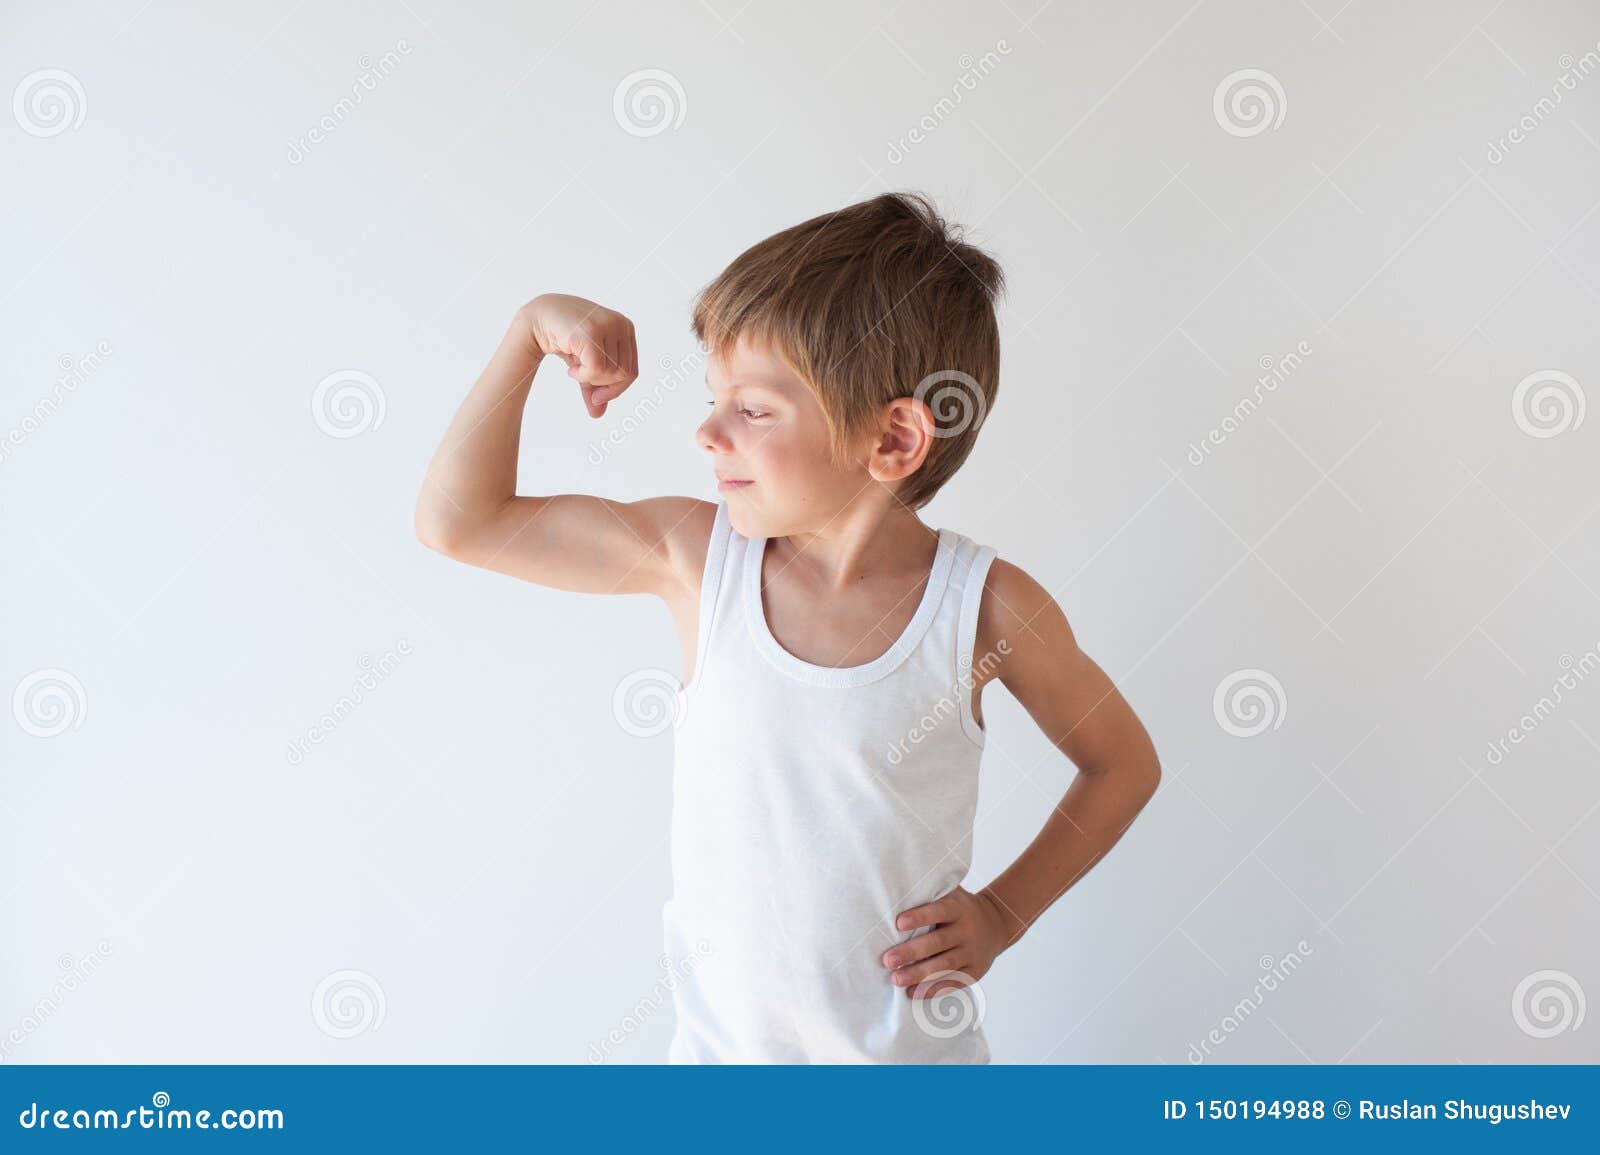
932,532,999,746
681,500,737,697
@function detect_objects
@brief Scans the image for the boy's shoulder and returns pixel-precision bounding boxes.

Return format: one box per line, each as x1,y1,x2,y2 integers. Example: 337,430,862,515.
971,551,1075,684
654,497,720,601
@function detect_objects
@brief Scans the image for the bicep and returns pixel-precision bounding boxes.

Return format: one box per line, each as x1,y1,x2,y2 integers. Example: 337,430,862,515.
982,560,1153,774
429,493,713,599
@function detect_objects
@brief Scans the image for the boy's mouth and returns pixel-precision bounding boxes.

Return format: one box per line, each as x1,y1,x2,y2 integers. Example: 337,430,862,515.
716,478,753,492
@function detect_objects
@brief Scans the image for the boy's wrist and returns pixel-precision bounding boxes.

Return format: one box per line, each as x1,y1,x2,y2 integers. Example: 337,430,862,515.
977,885,1029,953
512,300,549,359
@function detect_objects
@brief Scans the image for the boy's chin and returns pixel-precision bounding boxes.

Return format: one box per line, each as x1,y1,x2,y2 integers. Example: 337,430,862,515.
725,501,776,541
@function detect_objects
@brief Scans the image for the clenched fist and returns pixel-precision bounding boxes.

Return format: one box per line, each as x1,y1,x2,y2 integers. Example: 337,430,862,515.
519,293,639,418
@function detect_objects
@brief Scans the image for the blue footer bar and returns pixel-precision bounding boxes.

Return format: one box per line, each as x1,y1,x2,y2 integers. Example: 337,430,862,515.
2,1065,1596,1150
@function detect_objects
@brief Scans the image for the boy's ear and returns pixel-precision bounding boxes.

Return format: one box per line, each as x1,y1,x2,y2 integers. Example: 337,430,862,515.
865,396,936,485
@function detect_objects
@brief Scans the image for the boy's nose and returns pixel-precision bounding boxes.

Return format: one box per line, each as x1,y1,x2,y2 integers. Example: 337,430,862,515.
696,416,731,454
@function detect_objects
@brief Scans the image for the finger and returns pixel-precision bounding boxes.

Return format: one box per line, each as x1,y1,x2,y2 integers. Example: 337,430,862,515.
892,951,965,989
587,336,620,388
909,971,973,1000
581,381,606,419
572,363,603,415
892,951,966,990
608,333,635,387
574,340,600,381
895,901,952,933
599,349,634,393
902,959,972,991
882,927,954,970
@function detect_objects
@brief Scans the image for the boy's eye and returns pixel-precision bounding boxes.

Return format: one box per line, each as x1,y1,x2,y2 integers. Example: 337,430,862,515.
704,401,769,420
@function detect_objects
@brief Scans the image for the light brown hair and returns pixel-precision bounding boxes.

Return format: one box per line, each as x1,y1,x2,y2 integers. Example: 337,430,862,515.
691,192,1004,510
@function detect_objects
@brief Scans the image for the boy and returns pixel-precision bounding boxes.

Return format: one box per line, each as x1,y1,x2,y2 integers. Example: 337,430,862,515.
415,192,1161,1063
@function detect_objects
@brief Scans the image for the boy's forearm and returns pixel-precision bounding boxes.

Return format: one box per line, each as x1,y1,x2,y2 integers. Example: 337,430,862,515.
979,756,1159,950
415,310,544,541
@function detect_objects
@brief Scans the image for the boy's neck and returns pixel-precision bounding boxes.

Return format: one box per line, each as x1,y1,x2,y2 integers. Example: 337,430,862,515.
766,503,938,593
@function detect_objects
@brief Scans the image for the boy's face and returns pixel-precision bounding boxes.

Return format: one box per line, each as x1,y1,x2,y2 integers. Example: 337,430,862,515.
697,332,869,539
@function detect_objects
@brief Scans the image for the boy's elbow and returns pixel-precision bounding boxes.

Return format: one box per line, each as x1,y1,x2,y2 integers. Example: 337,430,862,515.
1131,737,1162,802
414,505,468,557
1140,750,1162,801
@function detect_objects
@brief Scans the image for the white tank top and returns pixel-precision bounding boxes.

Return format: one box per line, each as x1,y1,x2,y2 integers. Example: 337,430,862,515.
664,500,999,1063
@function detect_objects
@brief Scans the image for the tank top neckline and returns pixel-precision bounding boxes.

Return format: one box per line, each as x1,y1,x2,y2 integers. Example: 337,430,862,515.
741,523,959,688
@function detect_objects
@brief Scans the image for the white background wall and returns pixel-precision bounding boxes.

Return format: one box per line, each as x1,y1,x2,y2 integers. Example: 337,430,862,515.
4,0,1598,1063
